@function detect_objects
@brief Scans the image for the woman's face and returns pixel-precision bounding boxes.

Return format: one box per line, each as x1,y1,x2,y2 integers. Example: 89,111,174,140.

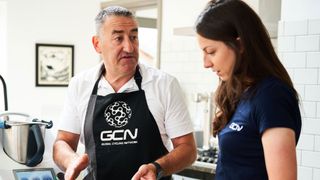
197,34,237,81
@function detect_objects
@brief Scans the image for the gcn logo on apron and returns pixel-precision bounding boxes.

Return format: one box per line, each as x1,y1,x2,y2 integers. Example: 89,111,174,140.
104,101,132,128
100,101,138,145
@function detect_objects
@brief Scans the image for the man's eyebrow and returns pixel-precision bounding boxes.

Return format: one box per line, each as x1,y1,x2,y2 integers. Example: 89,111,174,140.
131,28,138,33
112,30,124,35
111,28,138,35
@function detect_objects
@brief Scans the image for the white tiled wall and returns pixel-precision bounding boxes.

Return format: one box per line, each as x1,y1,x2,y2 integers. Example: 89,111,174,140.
278,19,320,180
160,36,218,127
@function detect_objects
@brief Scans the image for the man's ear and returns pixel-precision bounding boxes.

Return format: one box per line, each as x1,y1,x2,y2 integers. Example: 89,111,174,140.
236,37,244,53
92,36,101,53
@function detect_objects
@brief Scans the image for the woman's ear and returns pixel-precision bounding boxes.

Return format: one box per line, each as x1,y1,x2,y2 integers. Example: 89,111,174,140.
236,37,244,53
92,36,102,53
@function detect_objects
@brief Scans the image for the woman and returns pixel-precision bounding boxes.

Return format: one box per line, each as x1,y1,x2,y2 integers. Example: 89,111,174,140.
195,0,301,179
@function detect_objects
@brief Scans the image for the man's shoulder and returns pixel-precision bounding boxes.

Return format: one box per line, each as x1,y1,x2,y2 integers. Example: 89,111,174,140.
72,62,102,81
139,63,176,84
69,62,102,90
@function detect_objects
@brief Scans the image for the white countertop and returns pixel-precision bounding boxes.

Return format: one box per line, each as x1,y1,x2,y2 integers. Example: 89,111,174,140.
188,161,216,174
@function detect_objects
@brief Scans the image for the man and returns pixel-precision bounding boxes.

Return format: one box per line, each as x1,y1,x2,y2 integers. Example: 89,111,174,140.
53,6,197,180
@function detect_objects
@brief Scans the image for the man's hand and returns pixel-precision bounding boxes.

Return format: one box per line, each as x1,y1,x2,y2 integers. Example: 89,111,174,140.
64,154,89,180
131,163,157,180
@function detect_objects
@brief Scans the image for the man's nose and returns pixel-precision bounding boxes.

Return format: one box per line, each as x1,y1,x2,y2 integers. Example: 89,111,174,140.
123,38,134,53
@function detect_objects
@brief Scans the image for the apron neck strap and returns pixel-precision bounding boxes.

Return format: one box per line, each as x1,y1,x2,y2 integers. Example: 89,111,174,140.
92,65,142,94
134,66,142,90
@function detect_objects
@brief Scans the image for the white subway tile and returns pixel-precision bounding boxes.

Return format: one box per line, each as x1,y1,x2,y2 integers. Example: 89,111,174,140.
295,84,305,100
302,151,320,168
278,52,284,62
305,85,320,101
177,52,189,62
271,38,278,50
182,62,203,73
188,51,202,63
306,52,320,68
161,40,172,52
180,73,207,84
183,37,198,51
308,19,320,35
297,134,314,150
297,149,302,165
315,136,320,151
278,36,295,52
161,61,183,73
284,20,308,36
196,83,217,93
314,167,320,180
318,102,320,118
282,52,306,68
160,52,170,63
301,101,317,118
278,21,285,36
300,104,305,118
298,166,313,180
302,118,320,134
287,68,295,81
172,39,184,52
162,52,171,62
296,35,320,52
294,69,318,84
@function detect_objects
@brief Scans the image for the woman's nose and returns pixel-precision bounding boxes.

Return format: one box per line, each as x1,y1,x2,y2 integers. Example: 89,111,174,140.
203,55,213,68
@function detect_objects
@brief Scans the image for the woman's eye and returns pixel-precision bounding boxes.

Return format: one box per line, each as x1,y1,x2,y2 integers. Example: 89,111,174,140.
207,51,215,55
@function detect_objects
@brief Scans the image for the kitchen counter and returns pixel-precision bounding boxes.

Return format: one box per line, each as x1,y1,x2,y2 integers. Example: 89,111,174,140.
176,161,216,180
188,161,216,174
0,169,14,180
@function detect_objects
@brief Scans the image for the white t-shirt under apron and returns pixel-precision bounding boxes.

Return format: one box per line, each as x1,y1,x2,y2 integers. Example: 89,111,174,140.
58,62,194,151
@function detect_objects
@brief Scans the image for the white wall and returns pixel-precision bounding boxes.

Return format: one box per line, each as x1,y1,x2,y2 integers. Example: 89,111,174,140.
278,1,320,179
6,0,101,118
281,0,320,21
160,0,218,132
0,0,101,174
0,1,7,111
161,1,320,179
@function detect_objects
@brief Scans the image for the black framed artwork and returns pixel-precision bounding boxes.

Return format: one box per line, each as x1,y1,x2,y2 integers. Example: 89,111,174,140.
36,43,74,87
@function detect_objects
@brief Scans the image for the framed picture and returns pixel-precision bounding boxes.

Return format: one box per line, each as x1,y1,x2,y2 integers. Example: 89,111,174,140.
36,43,74,87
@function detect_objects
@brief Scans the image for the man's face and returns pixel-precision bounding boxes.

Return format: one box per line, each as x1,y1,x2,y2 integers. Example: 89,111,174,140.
93,15,139,76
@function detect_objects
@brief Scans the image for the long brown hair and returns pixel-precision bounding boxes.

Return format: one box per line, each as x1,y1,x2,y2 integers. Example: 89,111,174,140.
195,0,298,136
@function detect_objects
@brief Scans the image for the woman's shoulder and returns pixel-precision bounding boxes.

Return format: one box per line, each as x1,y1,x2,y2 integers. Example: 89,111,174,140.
249,76,296,105
256,77,292,95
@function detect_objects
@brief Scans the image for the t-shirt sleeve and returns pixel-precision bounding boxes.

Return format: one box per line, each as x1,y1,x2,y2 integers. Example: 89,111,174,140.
164,78,194,138
58,77,81,134
254,82,300,136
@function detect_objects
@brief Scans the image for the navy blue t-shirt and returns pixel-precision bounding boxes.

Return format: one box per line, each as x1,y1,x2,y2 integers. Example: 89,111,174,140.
215,77,301,180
